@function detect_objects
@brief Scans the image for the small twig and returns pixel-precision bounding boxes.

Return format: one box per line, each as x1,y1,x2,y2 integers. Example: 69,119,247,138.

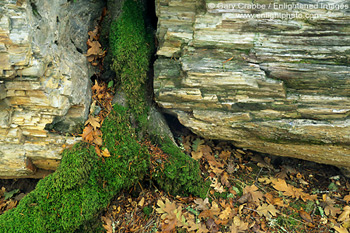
254,167,263,185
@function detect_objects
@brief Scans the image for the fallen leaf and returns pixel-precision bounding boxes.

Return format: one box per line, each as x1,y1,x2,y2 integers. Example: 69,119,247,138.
230,216,249,233
256,204,279,218
299,209,313,222
191,150,203,160
271,178,316,201
138,197,145,207
338,206,350,222
205,218,218,232
209,201,221,216
219,206,233,220
334,226,349,233
219,150,231,160
194,198,209,210
6,200,17,210
156,198,176,219
221,172,231,187
102,148,111,157
210,177,226,193
264,192,285,207
102,215,113,233
82,125,94,143
243,185,264,205
323,194,341,217
344,194,350,204
85,115,100,130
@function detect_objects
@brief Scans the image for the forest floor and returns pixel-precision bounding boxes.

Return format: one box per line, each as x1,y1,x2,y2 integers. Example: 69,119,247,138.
2,131,349,233
97,133,350,233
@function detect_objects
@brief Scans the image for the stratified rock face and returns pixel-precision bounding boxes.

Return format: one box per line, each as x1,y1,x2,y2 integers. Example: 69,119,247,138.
0,0,103,177
154,0,350,169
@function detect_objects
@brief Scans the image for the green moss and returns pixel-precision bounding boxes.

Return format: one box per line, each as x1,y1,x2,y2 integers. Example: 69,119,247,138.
0,105,150,232
110,0,154,117
152,137,210,198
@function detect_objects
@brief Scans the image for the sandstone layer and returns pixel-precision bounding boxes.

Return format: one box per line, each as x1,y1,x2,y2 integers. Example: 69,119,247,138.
154,0,350,170
0,0,103,177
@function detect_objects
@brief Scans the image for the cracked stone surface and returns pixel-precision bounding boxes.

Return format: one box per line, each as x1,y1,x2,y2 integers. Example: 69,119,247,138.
153,0,350,171
0,0,104,177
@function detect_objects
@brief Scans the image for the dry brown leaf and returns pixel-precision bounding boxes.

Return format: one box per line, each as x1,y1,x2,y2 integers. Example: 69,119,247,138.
102,215,113,233
243,185,264,205
191,150,203,160
230,216,249,233
85,115,100,130
197,223,210,233
264,192,285,207
156,199,184,232
227,162,236,174
156,198,176,219
219,206,233,220
91,80,104,93
210,164,224,175
93,135,103,146
210,201,221,216
271,178,316,201
205,218,219,232
221,172,231,187
86,41,105,56
82,125,94,143
219,150,231,160
194,198,209,210
338,206,350,222
299,209,313,222
256,204,279,218
6,200,17,210
210,177,226,193
334,226,349,233
344,194,350,204
88,26,99,40
205,154,224,168
323,194,341,217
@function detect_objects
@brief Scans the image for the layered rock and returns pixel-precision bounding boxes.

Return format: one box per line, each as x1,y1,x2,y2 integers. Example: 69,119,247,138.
154,0,350,170
0,0,103,177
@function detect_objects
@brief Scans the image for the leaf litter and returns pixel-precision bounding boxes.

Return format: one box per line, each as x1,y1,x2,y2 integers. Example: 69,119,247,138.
97,134,350,233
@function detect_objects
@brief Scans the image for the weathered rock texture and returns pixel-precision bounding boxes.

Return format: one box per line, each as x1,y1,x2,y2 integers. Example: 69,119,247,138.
0,0,103,177
154,0,350,170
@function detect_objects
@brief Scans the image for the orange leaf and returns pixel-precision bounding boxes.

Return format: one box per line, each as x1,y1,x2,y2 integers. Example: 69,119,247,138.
102,148,111,157
85,115,100,130
82,125,94,143
95,146,101,157
93,136,103,146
